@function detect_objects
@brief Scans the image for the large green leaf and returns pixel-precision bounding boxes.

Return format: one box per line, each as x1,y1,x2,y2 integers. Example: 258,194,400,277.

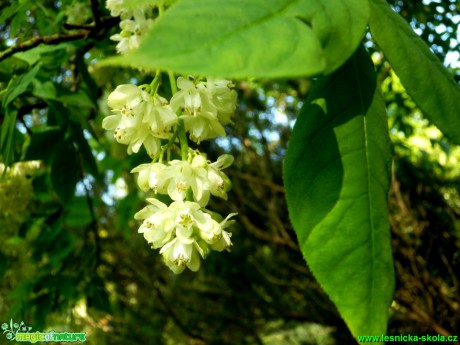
69,122,100,179
369,0,460,145
122,0,177,10
101,0,369,78
284,46,394,340
51,139,79,203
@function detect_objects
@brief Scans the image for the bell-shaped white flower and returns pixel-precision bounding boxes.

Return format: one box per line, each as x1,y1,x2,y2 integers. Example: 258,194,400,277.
165,158,208,203
198,211,236,249
144,94,178,138
206,79,238,125
170,77,203,115
181,112,226,143
131,162,168,192
210,213,236,251
206,154,233,199
160,237,201,274
135,198,175,248
107,84,150,116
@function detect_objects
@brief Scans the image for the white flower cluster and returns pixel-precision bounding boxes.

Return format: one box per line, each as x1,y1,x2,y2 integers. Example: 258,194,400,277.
104,0,238,274
171,77,237,143
106,0,153,54
102,84,177,157
132,153,233,206
135,199,236,273
103,77,237,157
103,75,238,273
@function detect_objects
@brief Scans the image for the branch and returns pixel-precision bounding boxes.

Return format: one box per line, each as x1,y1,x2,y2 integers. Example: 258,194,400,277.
0,16,118,62
0,32,90,62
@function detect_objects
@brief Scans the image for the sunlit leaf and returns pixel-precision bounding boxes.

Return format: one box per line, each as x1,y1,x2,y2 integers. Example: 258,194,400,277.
284,45,394,340
369,0,460,145
122,0,177,10
100,0,369,78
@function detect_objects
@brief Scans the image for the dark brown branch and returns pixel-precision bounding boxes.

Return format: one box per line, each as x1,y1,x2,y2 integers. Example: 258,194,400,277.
0,32,90,62
0,16,118,62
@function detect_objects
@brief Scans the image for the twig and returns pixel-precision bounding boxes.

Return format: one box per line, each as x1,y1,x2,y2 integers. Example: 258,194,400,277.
0,32,90,62
0,16,118,62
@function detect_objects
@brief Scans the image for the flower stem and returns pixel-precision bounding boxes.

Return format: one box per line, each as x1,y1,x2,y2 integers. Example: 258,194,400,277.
149,69,161,95
169,71,189,161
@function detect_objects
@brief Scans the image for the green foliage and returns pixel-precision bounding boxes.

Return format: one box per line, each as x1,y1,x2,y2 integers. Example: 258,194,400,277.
51,139,79,203
101,0,369,78
284,46,393,338
1,64,40,165
2,64,41,109
369,0,460,145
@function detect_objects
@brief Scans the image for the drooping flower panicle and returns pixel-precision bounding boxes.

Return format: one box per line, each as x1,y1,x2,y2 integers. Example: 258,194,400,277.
104,2,238,274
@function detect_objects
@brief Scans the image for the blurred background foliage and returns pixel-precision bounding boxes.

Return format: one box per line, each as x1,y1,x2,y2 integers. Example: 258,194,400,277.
0,0,459,344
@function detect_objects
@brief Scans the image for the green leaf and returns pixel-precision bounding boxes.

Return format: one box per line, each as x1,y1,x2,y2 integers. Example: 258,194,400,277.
14,44,71,66
284,46,394,339
369,0,460,145
65,197,93,228
25,126,63,163
0,1,32,24
69,122,100,179
32,79,58,100
59,90,95,108
2,63,41,108
51,139,79,203
100,0,369,78
122,0,177,10
0,62,38,163
0,109,18,165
